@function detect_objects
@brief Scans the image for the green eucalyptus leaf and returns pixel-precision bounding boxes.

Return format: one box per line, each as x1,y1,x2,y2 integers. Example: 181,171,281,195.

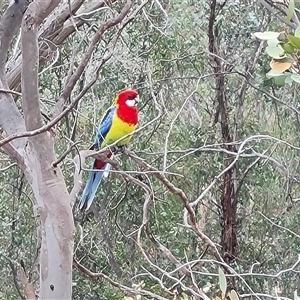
291,74,300,83
266,45,285,59
254,31,280,40
285,74,293,85
218,267,227,294
295,24,300,38
228,290,239,300
285,0,294,22
274,75,288,85
280,42,294,54
266,70,285,77
267,39,279,47
287,34,300,49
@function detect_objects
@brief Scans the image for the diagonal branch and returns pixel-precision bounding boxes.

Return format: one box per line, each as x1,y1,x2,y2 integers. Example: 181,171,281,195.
8,0,114,91
125,149,226,266
0,0,139,148
58,0,133,103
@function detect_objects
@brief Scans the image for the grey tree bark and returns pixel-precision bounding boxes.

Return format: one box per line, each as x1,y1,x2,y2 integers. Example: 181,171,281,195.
0,1,74,299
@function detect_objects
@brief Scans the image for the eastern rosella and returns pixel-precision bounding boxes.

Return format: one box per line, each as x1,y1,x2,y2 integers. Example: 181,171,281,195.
78,89,139,211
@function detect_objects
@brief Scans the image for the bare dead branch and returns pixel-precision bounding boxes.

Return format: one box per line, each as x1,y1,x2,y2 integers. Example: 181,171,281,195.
0,89,22,96
52,141,81,167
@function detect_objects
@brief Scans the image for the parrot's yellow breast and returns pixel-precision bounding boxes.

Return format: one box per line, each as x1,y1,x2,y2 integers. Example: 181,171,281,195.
100,112,136,148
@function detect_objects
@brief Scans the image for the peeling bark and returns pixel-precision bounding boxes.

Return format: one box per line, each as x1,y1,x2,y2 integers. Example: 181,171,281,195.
207,0,237,265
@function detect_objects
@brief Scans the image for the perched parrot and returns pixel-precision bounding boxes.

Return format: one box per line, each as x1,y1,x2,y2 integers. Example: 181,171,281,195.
78,89,139,211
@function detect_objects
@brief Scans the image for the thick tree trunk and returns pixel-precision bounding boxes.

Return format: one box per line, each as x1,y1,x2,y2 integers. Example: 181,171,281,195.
207,0,237,265
0,1,74,298
21,2,74,298
24,137,74,299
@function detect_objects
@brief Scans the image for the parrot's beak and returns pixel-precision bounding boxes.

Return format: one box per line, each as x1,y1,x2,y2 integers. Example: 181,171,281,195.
135,95,140,103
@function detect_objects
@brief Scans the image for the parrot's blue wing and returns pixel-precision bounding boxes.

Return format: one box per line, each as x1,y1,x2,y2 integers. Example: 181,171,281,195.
91,106,115,149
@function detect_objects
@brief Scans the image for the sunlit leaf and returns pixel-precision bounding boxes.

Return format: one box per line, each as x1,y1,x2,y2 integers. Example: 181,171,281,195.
285,0,294,22
270,58,292,72
291,74,300,83
285,74,293,85
218,267,227,294
266,45,285,58
274,75,288,86
228,290,239,300
295,24,300,38
180,292,189,300
280,42,294,54
267,70,286,77
287,34,300,49
254,31,280,40
267,39,279,47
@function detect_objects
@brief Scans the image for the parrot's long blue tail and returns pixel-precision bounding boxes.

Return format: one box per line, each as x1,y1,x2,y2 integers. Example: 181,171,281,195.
78,161,108,211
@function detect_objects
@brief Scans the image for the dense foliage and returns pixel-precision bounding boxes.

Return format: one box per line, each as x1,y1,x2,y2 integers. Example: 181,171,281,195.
0,0,299,299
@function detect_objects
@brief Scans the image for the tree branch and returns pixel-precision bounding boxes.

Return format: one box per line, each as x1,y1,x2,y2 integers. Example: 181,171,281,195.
73,258,169,300
0,1,28,153
58,0,133,104
21,0,60,130
258,0,297,29
125,149,226,266
8,0,114,91
0,0,29,78
18,264,35,300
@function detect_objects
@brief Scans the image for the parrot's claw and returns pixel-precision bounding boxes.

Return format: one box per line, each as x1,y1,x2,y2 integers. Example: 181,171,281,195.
110,145,126,154
118,145,126,153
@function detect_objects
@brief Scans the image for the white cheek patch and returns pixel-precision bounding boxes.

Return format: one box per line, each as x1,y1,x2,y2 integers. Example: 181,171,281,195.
125,99,136,107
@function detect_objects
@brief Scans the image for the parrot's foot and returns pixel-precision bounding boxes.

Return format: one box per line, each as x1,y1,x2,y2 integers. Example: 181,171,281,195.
118,145,126,153
110,145,126,154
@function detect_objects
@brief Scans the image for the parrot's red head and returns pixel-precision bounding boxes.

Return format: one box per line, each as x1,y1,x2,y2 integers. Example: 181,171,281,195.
114,89,139,125
114,89,139,107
